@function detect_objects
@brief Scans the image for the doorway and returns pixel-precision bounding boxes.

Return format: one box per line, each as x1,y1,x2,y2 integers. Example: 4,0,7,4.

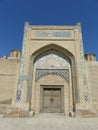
40,86,64,113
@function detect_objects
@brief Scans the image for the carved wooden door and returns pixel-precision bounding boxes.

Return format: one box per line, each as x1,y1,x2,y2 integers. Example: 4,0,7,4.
43,88,61,113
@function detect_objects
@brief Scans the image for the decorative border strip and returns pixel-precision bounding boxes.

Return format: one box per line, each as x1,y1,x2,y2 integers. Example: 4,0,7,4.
36,69,69,82
16,24,29,102
77,24,89,102
31,30,74,40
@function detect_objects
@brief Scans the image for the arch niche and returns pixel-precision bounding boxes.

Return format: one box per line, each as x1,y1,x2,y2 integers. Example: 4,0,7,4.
28,44,77,116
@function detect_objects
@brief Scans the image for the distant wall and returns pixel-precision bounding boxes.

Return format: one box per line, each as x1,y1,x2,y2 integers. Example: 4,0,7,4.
87,61,98,111
0,59,19,104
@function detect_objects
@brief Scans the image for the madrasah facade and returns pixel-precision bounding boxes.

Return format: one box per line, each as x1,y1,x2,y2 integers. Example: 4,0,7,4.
0,22,98,117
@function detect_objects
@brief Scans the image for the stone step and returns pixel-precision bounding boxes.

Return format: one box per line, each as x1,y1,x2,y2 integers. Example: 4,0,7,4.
34,113,67,118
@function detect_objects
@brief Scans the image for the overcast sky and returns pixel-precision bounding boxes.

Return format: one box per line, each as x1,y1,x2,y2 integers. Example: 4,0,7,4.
0,0,98,60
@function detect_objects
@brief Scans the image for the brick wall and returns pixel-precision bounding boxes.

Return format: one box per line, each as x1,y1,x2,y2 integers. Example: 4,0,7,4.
0,59,19,104
88,61,98,111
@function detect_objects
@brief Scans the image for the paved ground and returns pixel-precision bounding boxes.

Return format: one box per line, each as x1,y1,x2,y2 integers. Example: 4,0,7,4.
0,114,98,130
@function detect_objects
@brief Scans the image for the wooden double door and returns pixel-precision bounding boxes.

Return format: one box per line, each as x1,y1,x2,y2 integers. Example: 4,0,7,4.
42,88,62,113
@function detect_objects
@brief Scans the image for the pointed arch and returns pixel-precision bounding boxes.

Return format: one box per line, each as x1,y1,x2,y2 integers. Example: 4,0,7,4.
28,43,78,112
30,43,74,64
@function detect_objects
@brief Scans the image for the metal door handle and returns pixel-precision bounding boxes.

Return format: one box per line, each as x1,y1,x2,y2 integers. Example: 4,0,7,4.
50,99,53,101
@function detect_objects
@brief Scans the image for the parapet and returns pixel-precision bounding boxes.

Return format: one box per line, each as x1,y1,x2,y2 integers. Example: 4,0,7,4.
10,50,21,59
84,54,96,61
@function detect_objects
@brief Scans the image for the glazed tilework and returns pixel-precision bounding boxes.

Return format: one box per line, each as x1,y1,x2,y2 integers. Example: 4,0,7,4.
34,50,70,69
16,25,29,102
34,51,70,82
36,69,69,81
77,24,89,102
31,30,74,40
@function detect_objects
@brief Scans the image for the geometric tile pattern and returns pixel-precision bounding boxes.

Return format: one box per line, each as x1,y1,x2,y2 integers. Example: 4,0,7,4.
36,69,69,82
16,25,30,102
77,24,89,102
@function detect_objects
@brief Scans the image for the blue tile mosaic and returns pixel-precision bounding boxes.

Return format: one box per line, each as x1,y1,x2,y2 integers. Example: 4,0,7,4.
16,24,30,102
34,50,70,69
77,24,89,102
36,69,69,82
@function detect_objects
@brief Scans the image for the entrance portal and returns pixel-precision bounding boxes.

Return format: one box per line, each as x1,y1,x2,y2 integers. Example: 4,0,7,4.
34,75,69,115
41,87,62,113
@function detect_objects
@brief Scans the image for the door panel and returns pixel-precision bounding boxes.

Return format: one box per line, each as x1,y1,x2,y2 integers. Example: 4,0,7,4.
43,88,61,113
43,90,51,112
